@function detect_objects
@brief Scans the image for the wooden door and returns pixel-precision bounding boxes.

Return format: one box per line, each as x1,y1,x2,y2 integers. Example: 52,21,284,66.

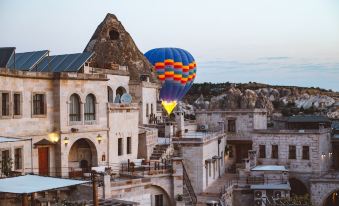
38,147,49,176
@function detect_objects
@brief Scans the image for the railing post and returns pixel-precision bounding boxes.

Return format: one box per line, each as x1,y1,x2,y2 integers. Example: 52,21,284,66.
127,159,130,173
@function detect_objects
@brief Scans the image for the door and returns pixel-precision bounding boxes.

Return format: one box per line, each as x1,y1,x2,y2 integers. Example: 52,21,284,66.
38,147,49,176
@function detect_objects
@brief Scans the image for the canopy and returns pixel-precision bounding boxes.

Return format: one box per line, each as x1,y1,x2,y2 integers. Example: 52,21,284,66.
0,175,89,194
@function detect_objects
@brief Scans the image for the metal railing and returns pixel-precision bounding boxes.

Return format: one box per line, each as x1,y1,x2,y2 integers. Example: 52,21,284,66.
182,162,197,205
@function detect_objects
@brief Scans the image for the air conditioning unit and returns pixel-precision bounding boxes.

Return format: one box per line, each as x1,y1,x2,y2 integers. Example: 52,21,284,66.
254,199,262,206
199,124,209,131
255,191,263,198
274,191,282,199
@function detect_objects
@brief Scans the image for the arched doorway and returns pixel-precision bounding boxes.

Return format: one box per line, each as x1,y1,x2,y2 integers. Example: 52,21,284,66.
324,190,339,206
68,138,98,174
116,86,127,97
147,185,172,206
289,178,308,196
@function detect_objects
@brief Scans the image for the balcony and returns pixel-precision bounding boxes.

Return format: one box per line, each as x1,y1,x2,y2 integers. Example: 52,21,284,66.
226,131,252,141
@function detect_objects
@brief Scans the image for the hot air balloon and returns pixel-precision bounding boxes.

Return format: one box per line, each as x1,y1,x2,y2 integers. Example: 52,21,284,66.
145,48,197,115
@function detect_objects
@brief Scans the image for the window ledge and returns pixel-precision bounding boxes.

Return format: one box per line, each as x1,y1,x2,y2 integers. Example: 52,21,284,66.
13,115,22,119
69,121,82,126
32,114,47,118
85,120,97,125
0,116,11,119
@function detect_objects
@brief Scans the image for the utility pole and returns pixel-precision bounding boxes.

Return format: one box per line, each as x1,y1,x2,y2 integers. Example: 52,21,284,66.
92,171,98,206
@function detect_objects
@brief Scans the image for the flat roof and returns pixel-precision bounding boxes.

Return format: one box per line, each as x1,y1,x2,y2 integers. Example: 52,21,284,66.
0,137,27,143
251,183,290,190
251,165,288,172
0,175,89,194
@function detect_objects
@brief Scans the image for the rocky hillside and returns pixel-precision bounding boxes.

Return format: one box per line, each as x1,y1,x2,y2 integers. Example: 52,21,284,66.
84,13,156,82
185,82,339,118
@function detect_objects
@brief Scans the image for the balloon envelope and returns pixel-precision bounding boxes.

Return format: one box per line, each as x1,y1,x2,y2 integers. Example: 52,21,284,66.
145,48,197,114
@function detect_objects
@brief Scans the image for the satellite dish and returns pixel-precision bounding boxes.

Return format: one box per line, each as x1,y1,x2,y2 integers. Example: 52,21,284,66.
114,94,121,103
121,93,132,104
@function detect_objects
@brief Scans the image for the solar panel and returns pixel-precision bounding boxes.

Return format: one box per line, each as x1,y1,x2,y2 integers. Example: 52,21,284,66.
0,47,15,68
7,50,48,71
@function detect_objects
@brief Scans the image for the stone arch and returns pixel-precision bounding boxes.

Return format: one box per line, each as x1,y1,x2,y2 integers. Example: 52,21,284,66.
323,189,339,206
67,138,98,172
116,86,127,97
289,177,308,196
147,184,172,206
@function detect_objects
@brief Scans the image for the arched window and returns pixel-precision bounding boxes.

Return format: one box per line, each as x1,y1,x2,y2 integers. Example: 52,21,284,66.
107,86,114,103
116,86,127,97
85,94,96,121
69,94,81,121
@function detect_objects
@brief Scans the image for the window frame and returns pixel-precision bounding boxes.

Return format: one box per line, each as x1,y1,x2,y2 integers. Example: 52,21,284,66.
118,138,123,156
302,146,310,160
69,94,81,122
259,145,266,158
84,94,96,122
13,92,22,118
14,147,23,170
32,92,47,117
126,137,132,155
289,145,296,160
271,145,279,159
0,91,11,119
227,119,236,133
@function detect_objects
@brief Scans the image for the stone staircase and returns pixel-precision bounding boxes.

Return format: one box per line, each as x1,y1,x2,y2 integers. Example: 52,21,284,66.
183,162,197,206
150,144,172,160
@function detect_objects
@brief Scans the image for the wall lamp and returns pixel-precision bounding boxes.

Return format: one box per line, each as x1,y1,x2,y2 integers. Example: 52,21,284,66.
321,152,326,159
96,134,103,144
64,137,69,147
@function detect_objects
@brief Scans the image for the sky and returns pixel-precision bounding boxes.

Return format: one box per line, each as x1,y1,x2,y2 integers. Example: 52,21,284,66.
1,0,339,91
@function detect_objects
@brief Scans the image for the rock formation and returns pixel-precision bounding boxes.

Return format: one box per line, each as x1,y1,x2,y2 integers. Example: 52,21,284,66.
84,13,156,82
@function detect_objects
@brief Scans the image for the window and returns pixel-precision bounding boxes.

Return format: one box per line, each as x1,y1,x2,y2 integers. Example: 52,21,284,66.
107,87,114,103
14,148,22,170
289,145,296,159
154,194,163,206
259,145,266,158
209,163,211,177
228,120,236,132
69,94,81,121
146,103,149,117
85,94,95,121
1,150,10,173
118,138,123,156
33,93,46,115
127,137,132,154
151,103,153,115
109,29,120,40
1,92,10,117
13,93,21,116
228,145,234,158
271,145,278,159
302,146,310,160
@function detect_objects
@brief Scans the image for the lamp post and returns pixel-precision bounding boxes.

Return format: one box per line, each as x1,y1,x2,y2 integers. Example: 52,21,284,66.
64,137,69,147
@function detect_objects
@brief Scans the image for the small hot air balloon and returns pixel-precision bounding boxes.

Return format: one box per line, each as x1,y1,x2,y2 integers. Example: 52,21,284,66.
145,48,197,115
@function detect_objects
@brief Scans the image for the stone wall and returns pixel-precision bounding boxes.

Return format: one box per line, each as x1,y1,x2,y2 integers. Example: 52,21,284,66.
310,179,339,206
252,130,331,174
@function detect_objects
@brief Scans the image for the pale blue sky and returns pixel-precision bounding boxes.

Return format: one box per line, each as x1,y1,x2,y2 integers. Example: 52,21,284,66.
1,0,339,91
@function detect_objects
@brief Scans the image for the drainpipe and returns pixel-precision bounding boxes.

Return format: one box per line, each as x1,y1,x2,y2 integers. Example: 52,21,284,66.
106,104,110,166
30,138,33,174
218,139,221,178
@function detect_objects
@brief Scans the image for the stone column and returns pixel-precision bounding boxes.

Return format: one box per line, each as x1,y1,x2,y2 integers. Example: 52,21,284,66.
172,157,185,206
103,173,111,199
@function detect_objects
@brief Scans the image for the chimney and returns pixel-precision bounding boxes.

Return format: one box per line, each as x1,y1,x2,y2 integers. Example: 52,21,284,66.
175,111,185,137
165,122,173,138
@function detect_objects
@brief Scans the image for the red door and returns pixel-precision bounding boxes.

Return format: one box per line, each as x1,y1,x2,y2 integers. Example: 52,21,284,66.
38,147,49,176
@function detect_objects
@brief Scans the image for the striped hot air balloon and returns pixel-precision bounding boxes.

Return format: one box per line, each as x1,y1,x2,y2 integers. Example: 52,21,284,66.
145,48,197,115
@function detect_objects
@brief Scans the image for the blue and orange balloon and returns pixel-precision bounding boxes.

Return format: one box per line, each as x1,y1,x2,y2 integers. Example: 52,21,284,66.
145,48,197,115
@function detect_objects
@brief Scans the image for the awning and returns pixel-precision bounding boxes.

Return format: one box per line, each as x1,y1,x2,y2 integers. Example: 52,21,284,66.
0,175,89,194
251,183,291,190
0,137,28,143
34,139,55,147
